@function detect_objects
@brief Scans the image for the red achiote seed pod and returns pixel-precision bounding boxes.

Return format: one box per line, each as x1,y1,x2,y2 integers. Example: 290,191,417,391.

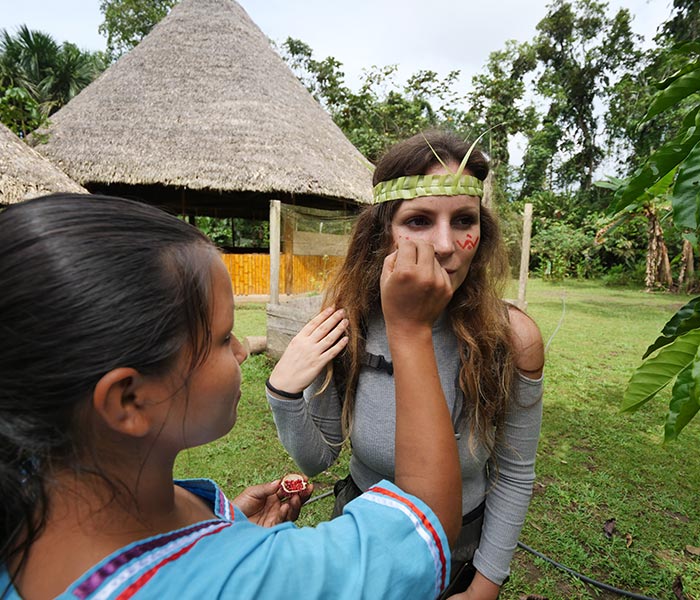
281,473,307,495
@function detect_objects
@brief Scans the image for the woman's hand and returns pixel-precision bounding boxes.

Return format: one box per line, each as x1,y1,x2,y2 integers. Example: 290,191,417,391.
233,479,314,527
267,306,349,396
446,572,500,600
380,239,453,332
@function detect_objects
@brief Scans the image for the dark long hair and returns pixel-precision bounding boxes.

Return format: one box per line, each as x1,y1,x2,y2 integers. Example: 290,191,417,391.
324,129,515,453
0,193,216,572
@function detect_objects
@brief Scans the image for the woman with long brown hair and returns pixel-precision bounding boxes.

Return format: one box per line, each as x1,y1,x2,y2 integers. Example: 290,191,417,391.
267,129,544,599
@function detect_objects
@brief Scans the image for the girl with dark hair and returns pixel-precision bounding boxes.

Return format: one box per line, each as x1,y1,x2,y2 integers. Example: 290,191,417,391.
0,193,464,598
268,129,545,600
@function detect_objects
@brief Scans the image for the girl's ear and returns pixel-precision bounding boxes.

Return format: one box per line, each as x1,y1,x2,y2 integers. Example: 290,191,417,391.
92,368,152,438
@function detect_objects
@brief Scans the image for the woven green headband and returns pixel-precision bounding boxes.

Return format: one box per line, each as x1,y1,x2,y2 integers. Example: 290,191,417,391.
372,173,484,204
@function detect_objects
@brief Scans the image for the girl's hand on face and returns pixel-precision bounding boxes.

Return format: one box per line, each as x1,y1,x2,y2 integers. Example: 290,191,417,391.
268,307,349,396
234,479,314,527
380,238,453,331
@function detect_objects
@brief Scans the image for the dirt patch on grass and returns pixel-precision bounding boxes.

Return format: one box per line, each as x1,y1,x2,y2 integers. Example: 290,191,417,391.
532,476,555,496
664,510,690,523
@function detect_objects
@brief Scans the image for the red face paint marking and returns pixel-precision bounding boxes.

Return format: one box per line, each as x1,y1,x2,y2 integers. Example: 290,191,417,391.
457,235,479,250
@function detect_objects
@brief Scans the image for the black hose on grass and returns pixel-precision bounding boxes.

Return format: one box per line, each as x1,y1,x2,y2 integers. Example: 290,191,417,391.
304,489,333,504
304,492,660,599
516,541,660,600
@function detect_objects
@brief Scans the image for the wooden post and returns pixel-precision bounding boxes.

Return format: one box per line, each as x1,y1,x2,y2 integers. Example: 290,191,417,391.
482,171,494,210
283,207,294,295
518,203,533,311
269,200,281,305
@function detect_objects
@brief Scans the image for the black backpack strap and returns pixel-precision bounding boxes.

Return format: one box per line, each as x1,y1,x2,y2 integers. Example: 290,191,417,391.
362,352,393,375
332,350,393,406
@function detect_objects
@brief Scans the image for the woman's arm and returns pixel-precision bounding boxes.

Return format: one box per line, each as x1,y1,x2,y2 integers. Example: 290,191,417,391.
267,373,344,476
468,307,545,596
381,239,462,545
266,308,349,475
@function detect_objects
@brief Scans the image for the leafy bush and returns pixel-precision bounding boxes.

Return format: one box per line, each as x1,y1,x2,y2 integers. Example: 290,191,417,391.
601,263,646,287
530,221,598,280
195,217,269,250
0,87,45,136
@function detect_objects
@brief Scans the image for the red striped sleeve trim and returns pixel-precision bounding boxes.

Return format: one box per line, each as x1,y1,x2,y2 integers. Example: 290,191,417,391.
115,522,231,599
367,486,447,590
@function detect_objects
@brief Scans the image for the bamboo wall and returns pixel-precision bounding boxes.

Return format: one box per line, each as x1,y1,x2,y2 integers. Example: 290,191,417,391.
221,253,344,296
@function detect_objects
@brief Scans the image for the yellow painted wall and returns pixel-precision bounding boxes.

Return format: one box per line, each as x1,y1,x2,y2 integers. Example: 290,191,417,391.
221,253,344,296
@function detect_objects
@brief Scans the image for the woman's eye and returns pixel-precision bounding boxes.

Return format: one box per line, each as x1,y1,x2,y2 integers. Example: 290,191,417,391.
224,333,232,344
454,216,476,228
405,216,430,227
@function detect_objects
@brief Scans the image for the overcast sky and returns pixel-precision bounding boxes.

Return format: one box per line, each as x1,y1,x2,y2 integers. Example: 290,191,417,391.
0,0,675,168
0,0,673,89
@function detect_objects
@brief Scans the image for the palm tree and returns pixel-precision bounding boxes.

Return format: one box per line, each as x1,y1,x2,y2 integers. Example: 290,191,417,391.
41,42,106,112
0,26,105,134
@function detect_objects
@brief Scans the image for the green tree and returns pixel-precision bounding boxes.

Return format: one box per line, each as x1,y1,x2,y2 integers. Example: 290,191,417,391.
659,0,700,46
516,112,561,201
521,0,642,195
0,26,105,134
599,1,699,294
467,40,537,196
605,0,698,176
279,37,469,162
611,42,700,439
98,0,176,60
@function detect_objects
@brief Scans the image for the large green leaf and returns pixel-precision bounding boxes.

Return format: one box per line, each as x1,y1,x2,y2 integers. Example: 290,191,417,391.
673,139,700,229
673,158,698,230
662,297,700,336
656,43,700,90
643,296,700,358
664,361,700,442
621,328,700,412
611,106,700,212
645,65,700,121
593,176,625,191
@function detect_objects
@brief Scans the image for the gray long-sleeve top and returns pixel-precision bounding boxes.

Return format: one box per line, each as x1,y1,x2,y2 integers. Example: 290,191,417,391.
267,311,543,585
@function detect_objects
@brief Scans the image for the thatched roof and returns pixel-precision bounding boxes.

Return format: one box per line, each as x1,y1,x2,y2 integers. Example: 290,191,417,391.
32,0,373,219
0,123,87,205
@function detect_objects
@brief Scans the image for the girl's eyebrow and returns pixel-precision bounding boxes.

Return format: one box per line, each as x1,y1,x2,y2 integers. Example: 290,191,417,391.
399,204,480,216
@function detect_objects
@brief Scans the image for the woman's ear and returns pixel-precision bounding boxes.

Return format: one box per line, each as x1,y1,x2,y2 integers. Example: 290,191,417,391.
92,368,152,437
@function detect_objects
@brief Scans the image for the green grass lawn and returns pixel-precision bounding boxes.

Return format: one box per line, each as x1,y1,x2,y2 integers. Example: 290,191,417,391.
175,279,700,599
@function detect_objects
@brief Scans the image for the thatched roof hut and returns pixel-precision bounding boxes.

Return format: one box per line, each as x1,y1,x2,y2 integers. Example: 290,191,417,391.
0,123,87,206
33,0,373,219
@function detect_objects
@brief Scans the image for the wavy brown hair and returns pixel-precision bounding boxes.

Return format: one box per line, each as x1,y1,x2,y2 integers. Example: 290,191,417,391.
323,129,516,456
